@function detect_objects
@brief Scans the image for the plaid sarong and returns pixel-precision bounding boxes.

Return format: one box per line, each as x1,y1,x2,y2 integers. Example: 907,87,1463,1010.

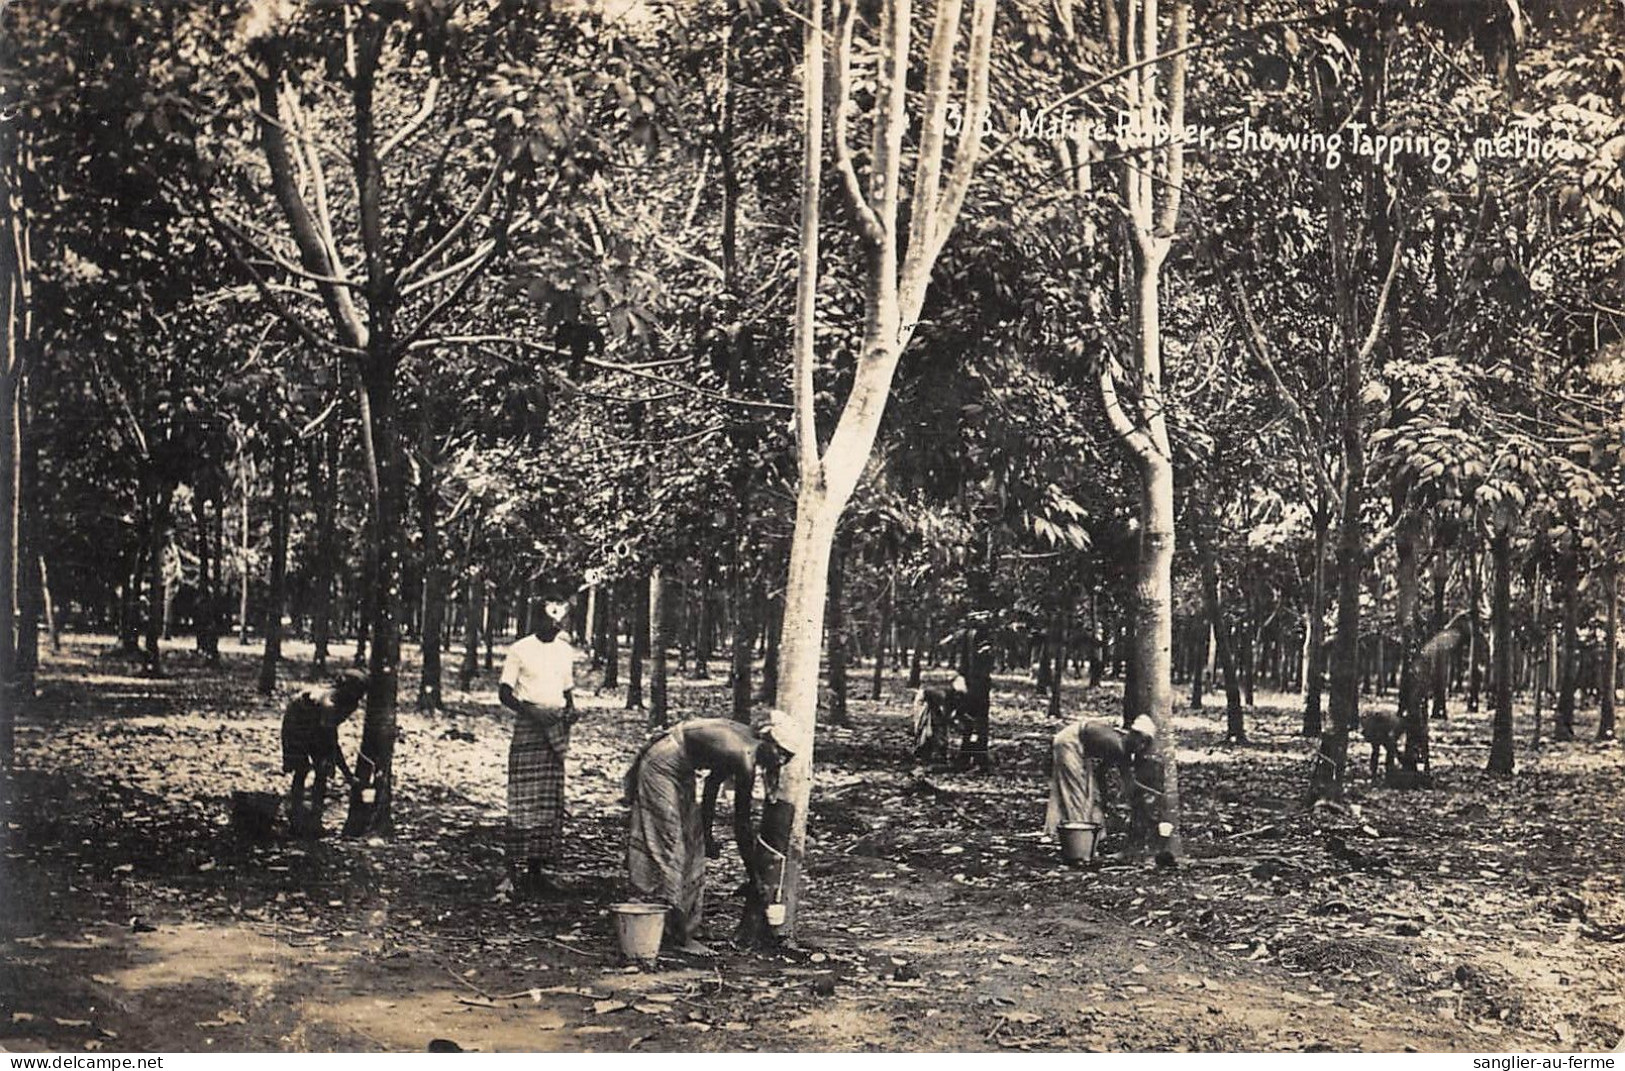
508,717,568,864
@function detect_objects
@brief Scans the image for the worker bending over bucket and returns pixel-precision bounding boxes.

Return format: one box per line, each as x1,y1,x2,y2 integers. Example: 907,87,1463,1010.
623,715,793,955
1045,714,1156,860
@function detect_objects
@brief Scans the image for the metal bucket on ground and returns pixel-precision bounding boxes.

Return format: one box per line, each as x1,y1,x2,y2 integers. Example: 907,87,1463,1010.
611,903,666,964
1058,821,1102,863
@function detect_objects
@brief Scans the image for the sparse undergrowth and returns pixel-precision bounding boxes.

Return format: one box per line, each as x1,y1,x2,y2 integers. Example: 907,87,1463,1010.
2,636,1623,1053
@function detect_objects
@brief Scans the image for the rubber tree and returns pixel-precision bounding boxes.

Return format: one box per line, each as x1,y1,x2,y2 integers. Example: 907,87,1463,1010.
1228,280,1334,737
1305,26,1404,803
766,0,997,944
1372,413,1497,774
308,418,341,672
0,106,36,765
207,3,524,834
256,425,292,695
1480,454,1534,777
1093,0,1190,856
648,564,667,729
1599,562,1619,742
1550,531,1582,741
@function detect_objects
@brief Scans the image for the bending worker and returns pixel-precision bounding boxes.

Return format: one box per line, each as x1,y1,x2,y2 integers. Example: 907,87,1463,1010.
1045,714,1157,854
623,715,792,955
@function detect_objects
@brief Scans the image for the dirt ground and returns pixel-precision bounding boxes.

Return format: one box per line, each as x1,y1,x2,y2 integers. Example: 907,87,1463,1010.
3,635,1624,1053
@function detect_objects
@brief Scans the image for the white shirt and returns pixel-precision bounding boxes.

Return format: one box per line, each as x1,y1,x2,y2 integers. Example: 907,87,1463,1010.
500,633,579,708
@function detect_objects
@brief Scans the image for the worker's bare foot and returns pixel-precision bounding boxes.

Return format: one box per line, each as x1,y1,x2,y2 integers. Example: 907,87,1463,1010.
677,939,715,956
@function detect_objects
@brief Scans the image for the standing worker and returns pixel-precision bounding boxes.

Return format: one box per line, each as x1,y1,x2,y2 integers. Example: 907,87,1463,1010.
499,588,582,898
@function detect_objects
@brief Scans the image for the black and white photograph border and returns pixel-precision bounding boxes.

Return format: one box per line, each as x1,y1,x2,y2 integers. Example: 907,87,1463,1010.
2,0,1625,1055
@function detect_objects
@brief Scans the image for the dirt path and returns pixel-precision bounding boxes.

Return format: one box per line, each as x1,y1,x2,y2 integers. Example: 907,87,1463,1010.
2,636,1622,1052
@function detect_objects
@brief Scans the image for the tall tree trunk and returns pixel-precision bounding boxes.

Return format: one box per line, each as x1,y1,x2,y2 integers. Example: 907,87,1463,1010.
1126,452,1179,854
692,565,711,680
584,583,599,666
194,484,219,662
1487,526,1515,775
1316,406,1364,802
871,559,892,701
459,566,481,690
310,422,339,672
1198,534,1245,742
1303,502,1329,734
730,570,752,721
1394,511,1424,770
353,533,374,668
602,583,620,692
238,456,252,647
207,491,224,663
1553,549,1580,741
39,553,55,655
908,612,927,689
0,120,34,766
648,565,667,728
344,359,406,836
1467,544,1484,713
592,583,611,664
1532,561,1547,747
257,439,290,695
1088,591,1104,686
826,534,849,726
674,573,691,678
1094,0,1189,857
484,588,496,670
1430,546,1449,721
626,575,646,709
416,426,445,712
761,0,998,944
1047,609,1067,719
1309,32,1401,800
1241,605,1256,707
1599,565,1617,742
720,0,754,725
145,482,172,678
1188,618,1207,709
767,493,840,939
121,542,145,656
14,385,38,693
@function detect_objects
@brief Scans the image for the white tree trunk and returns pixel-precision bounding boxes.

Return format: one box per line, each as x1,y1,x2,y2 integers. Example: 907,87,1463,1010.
1132,449,1180,856
761,0,995,944
769,487,841,938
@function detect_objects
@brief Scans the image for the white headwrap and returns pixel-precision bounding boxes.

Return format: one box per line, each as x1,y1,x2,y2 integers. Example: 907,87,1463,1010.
753,708,812,760
1129,714,1158,740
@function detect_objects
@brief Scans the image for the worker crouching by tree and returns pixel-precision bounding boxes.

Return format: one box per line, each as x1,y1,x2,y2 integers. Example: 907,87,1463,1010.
281,669,370,838
1045,715,1157,861
623,714,793,955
